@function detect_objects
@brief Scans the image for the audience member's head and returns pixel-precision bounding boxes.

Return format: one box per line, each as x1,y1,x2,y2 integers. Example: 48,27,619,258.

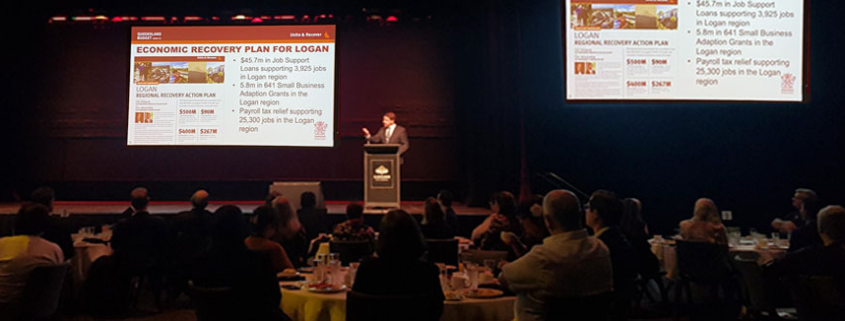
300,192,317,209
30,187,55,212
792,188,818,210
586,190,623,229
191,189,209,210
518,195,544,219
265,190,282,207
817,205,845,245
252,205,279,238
620,197,646,237
543,190,582,233
16,203,52,236
346,202,364,221
693,198,720,223
490,191,517,218
130,187,150,211
437,190,454,208
212,205,247,250
271,196,297,226
800,197,825,222
376,209,426,261
424,197,446,225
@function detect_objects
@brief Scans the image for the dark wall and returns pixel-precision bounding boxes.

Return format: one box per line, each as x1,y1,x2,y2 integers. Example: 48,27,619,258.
14,21,462,199
515,0,844,234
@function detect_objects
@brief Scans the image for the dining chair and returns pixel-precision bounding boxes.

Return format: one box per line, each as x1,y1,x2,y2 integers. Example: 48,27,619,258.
459,249,508,265
8,262,70,321
673,240,741,320
785,275,845,321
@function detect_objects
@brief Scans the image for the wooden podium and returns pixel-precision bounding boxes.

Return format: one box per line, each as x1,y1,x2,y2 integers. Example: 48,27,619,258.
364,144,401,209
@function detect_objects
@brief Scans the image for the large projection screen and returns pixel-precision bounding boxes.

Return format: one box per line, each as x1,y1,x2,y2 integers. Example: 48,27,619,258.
128,25,337,146
563,0,805,102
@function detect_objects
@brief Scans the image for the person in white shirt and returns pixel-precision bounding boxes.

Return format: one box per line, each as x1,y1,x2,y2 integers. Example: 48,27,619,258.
499,189,613,321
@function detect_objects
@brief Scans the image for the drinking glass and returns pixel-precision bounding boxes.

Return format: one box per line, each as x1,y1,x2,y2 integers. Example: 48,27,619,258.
465,263,479,291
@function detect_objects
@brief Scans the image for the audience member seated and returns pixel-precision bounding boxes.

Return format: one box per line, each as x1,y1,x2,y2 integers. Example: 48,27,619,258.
767,205,845,276
420,197,455,239
620,198,660,280
110,187,169,275
245,205,294,273
789,197,826,252
333,202,375,242
437,190,459,235
30,187,74,260
472,191,523,253
0,203,65,305
766,205,845,307
192,205,289,321
679,198,728,244
352,209,444,320
297,192,328,242
772,188,817,234
586,190,638,319
168,190,214,293
512,195,549,257
272,196,308,267
499,190,613,321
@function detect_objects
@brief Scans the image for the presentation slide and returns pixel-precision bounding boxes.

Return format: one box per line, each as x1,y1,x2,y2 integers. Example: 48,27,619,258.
564,0,804,102
128,25,336,146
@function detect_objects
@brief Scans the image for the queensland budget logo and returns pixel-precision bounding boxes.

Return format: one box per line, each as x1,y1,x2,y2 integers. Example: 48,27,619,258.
314,121,328,140
781,73,796,94
374,165,390,182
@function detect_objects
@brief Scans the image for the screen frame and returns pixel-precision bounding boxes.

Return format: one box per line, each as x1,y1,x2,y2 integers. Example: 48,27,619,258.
560,0,811,105
125,24,340,148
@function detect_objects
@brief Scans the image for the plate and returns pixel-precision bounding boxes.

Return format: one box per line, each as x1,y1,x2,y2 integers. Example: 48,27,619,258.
463,288,503,298
307,284,347,293
277,271,301,280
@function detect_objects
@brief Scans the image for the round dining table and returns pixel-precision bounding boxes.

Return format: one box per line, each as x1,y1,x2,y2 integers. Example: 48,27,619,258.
649,237,788,280
279,281,516,321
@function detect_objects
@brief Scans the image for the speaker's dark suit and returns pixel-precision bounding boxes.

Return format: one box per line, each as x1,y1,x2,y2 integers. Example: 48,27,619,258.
367,125,409,155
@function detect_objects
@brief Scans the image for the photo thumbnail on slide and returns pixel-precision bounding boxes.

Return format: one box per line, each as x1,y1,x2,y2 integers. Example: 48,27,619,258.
565,0,804,102
134,58,226,84
128,25,336,146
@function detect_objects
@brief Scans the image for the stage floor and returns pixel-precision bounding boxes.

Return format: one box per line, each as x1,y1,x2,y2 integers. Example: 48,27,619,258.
0,200,490,216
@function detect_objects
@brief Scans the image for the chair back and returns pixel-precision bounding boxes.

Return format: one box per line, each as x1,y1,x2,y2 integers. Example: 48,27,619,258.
459,249,508,265
785,275,845,321
191,285,238,321
19,263,70,320
346,290,440,321
424,238,458,266
675,240,733,283
329,240,373,265
732,254,776,314
546,291,613,321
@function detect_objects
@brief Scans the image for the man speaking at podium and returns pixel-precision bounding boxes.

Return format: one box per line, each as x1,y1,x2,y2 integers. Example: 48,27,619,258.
361,112,409,155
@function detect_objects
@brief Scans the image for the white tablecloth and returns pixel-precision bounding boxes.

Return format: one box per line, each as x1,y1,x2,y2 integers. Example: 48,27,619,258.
649,239,787,280
279,281,515,321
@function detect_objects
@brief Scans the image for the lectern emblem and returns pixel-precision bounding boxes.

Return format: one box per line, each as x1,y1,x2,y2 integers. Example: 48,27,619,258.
373,165,391,182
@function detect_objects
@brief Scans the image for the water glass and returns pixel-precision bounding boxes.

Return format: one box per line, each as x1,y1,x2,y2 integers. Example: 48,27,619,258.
465,263,479,290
